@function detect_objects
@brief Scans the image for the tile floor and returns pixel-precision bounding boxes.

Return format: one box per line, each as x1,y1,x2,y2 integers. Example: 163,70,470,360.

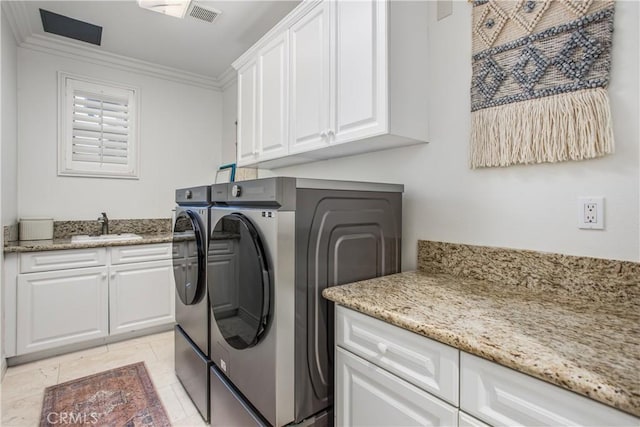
0,330,207,426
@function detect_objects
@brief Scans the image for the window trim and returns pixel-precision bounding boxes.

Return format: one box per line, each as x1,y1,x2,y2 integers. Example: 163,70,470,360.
58,72,140,179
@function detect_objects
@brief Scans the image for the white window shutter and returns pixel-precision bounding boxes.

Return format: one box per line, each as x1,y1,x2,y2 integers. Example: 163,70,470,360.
59,73,139,179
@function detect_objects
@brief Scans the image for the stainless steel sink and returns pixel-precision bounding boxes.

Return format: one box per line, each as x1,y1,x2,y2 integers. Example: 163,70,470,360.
71,233,143,243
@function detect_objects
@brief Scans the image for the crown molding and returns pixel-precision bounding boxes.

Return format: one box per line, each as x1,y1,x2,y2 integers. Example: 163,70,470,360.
2,1,221,91
21,34,221,90
218,66,237,91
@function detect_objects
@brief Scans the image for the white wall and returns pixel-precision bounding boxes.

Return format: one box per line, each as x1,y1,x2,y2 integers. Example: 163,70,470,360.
221,80,238,165
1,8,19,377
17,48,222,220
259,1,640,266
2,12,17,227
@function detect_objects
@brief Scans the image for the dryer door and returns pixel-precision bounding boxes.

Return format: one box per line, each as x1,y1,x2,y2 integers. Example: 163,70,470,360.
173,210,207,305
209,213,271,350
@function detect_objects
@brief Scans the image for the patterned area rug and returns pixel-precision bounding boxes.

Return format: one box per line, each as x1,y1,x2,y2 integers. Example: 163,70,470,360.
40,362,170,427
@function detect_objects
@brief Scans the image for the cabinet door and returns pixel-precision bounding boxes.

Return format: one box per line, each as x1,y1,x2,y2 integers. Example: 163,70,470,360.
17,267,109,354
237,60,258,166
208,253,237,315
336,347,458,427
257,32,289,161
330,0,388,145
109,260,175,335
289,1,331,154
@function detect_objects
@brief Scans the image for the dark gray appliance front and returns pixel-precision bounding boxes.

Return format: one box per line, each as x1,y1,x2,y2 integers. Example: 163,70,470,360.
172,186,212,422
294,188,402,422
210,365,270,427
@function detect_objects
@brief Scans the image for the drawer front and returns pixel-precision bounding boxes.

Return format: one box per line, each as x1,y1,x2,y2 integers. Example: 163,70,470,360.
209,239,234,255
336,306,459,405
459,411,490,427
460,352,639,426
20,248,107,273
336,347,458,427
110,244,172,264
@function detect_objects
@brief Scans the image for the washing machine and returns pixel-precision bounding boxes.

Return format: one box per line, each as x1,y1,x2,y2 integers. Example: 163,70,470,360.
172,185,211,421
207,177,403,426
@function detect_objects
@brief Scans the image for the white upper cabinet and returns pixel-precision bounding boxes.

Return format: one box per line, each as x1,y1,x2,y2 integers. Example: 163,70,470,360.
237,60,258,165
289,1,331,154
257,32,289,161
331,0,387,145
233,0,429,167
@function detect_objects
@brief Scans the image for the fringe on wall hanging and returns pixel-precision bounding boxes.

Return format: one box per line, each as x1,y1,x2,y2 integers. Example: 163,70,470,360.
470,0,615,168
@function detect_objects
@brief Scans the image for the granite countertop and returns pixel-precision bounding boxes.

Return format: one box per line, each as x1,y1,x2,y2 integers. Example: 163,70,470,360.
3,231,242,253
3,233,174,253
322,270,640,417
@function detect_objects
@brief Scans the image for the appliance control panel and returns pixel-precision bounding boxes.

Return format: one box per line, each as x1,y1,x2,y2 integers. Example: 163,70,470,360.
175,185,211,204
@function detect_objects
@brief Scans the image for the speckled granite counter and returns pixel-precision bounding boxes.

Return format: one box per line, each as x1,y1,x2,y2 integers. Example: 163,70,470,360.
323,242,640,418
3,233,174,253
4,231,241,253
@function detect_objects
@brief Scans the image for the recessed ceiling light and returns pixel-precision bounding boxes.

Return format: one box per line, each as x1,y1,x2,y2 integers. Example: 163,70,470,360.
137,0,192,19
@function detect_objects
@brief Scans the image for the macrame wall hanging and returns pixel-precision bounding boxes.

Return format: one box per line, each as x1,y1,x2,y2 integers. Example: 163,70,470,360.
470,0,615,168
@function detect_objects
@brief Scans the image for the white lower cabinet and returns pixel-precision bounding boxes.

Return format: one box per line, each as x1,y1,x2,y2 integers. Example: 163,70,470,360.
12,243,175,356
336,347,458,427
17,266,109,354
460,352,638,427
335,306,459,427
335,306,639,427
109,260,174,335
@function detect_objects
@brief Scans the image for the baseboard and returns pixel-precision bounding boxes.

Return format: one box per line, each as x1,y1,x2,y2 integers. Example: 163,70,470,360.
1,356,7,381
7,323,174,367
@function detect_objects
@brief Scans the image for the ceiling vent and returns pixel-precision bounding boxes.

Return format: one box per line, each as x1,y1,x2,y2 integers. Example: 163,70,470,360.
187,3,222,23
40,9,102,45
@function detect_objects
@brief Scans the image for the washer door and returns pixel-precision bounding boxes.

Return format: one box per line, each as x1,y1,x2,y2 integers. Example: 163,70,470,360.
209,213,271,350
173,210,207,305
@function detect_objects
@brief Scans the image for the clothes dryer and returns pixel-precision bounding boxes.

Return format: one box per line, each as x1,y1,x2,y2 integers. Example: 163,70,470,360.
172,185,211,421
208,177,403,426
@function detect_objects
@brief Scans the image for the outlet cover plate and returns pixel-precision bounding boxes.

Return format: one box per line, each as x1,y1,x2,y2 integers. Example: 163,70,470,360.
578,197,604,229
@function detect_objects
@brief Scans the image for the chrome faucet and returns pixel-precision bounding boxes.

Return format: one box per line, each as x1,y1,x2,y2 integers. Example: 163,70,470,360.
98,212,109,235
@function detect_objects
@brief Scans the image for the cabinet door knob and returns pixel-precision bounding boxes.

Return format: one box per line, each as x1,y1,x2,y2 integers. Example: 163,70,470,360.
377,342,388,354
320,131,328,139
328,129,335,137
102,272,108,279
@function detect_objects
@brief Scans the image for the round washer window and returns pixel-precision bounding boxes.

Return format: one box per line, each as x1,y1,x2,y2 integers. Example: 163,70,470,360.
209,213,271,350
172,211,206,306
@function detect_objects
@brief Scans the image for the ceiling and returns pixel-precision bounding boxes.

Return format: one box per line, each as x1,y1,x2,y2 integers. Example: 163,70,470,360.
4,0,300,79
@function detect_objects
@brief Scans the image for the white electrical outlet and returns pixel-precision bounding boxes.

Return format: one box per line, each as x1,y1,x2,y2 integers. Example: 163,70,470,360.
578,197,604,229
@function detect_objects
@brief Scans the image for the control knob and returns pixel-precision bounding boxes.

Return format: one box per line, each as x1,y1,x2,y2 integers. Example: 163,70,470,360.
231,185,241,198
